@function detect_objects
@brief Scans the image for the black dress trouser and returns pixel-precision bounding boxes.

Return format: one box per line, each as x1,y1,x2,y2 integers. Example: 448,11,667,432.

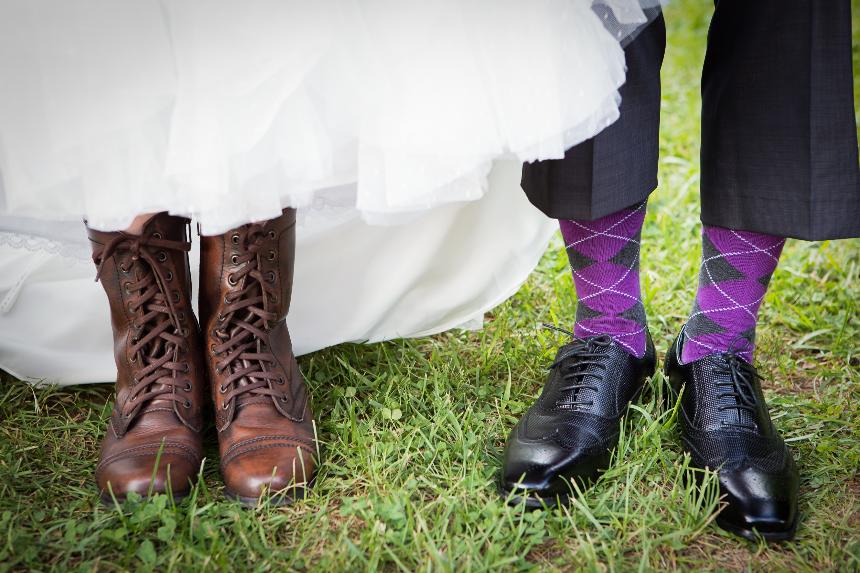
521,1,860,241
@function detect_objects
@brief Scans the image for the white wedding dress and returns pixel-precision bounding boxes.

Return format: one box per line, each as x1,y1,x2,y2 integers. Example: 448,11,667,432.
0,0,659,384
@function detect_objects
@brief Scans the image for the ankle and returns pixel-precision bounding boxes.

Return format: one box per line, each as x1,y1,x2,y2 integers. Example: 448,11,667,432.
124,212,159,235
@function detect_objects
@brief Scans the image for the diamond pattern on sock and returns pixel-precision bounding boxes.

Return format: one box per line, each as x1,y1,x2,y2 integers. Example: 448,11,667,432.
681,226,785,364
559,201,647,358
567,249,596,271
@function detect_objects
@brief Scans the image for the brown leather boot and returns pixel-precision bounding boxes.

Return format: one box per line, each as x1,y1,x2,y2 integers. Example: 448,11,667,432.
199,208,316,505
88,213,206,502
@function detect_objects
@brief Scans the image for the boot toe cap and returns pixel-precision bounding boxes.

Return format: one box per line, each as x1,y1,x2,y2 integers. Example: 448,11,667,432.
221,438,316,504
96,446,200,501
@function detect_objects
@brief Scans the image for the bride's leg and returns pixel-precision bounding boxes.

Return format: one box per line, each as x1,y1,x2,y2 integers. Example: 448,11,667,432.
198,208,317,506
87,213,205,502
123,212,158,235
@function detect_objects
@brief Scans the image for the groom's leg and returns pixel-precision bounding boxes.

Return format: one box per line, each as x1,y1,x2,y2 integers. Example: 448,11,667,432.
521,14,665,221
700,0,860,240
667,0,859,542
500,17,664,507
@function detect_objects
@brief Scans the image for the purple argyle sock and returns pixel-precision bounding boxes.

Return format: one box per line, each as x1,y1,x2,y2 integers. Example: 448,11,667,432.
681,226,785,364
560,201,647,358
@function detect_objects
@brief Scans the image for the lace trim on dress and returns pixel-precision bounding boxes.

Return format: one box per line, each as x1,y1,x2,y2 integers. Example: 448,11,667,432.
0,231,90,260
0,232,91,315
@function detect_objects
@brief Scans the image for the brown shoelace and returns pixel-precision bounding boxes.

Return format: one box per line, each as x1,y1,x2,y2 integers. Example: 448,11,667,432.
93,232,192,421
214,225,284,412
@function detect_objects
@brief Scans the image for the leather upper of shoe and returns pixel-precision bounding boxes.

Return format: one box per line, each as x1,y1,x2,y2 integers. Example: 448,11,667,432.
664,331,798,535
501,330,656,496
199,209,316,499
88,214,205,498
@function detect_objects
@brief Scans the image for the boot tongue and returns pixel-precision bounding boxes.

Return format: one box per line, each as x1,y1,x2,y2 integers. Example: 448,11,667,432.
222,312,275,408
235,374,272,408
130,266,182,413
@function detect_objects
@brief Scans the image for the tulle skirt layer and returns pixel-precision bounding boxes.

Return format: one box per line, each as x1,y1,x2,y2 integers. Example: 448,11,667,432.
0,161,558,384
0,0,659,234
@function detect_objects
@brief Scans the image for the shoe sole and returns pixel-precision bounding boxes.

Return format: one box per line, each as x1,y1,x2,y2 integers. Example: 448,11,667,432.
99,491,189,506
224,482,312,508
499,483,570,509
716,515,798,543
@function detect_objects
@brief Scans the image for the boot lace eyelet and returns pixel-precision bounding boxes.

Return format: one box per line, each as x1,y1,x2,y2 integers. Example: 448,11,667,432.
157,252,168,262
184,382,192,392
183,400,192,409
227,274,237,286
219,385,227,394
222,401,229,410
172,292,181,303
267,250,275,261
230,255,240,265
152,232,162,240
276,378,285,385
266,271,275,283
267,230,276,240
165,271,174,281
231,234,240,245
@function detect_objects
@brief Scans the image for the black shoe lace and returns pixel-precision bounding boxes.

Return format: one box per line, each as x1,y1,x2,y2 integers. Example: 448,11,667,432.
214,224,284,412
714,349,763,431
93,232,192,421
543,324,611,410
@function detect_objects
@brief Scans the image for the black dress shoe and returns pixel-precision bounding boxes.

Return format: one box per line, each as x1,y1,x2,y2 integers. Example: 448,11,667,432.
500,330,656,507
664,331,799,542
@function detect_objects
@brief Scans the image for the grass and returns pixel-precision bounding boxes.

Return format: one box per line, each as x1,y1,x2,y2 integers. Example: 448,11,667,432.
2,1,860,571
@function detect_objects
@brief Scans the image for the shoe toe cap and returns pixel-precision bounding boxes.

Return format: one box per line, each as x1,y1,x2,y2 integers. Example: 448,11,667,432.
501,426,610,498
717,466,799,539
